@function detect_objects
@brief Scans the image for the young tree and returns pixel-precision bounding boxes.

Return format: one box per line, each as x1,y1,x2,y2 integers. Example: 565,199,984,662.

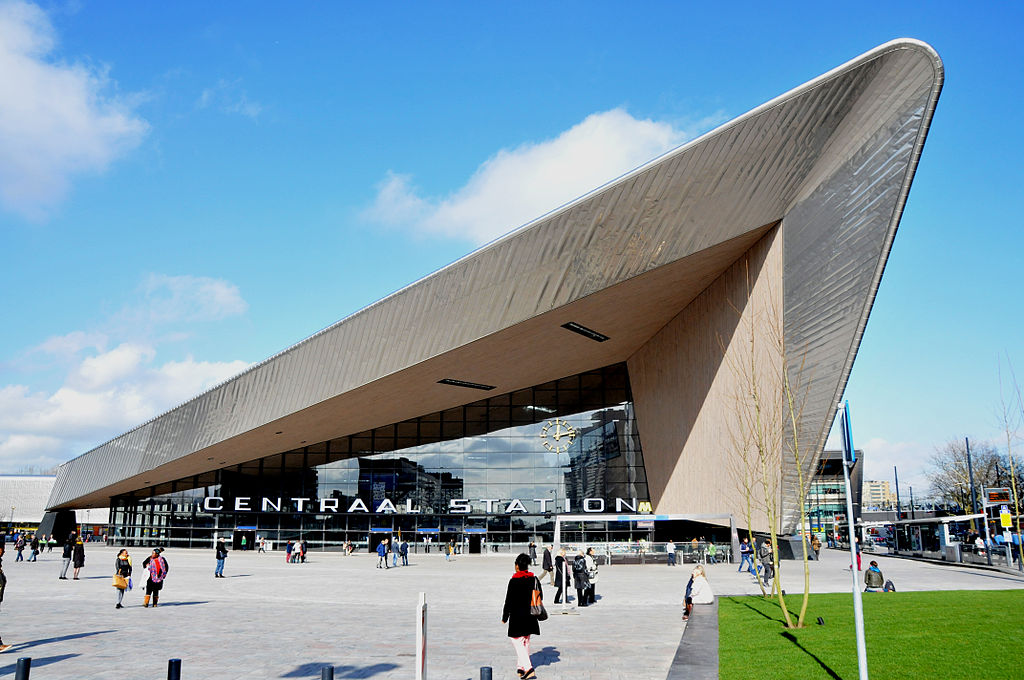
999,360,1024,568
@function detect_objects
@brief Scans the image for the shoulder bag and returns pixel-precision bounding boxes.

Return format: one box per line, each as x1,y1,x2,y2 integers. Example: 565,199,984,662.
530,576,548,620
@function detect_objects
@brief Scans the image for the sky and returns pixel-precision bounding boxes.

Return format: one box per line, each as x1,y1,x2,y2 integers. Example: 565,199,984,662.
1,1,1022,497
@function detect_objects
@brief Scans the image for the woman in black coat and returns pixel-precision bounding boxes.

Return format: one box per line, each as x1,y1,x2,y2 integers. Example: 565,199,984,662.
72,539,86,580
553,547,571,603
501,553,540,679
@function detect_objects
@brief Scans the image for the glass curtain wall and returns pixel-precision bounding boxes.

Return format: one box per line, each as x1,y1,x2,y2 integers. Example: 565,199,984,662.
110,363,649,550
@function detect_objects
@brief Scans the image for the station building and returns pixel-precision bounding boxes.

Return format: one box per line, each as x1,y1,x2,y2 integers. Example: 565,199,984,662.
43,40,942,552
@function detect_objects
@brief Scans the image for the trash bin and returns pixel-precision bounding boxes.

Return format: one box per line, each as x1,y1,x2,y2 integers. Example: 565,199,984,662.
944,543,961,563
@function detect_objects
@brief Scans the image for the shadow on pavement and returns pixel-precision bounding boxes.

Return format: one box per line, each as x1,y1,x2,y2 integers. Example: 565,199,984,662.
280,661,400,677
0,653,81,674
10,630,114,651
152,601,209,607
533,646,561,668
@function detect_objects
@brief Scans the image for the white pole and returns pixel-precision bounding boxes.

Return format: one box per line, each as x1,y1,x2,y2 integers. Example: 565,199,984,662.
416,591,427,680
840,404,869,680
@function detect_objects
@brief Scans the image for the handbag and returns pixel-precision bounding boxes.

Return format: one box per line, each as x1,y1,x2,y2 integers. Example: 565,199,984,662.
112,574,128,590
530,577,548,621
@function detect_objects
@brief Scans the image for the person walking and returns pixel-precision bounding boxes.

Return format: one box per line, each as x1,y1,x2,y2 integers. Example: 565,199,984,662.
46,535,55,552
13,536,24,563
541,545,554,585
529,541,538,566
72,537,86,580
666,540,676,566
300,538,308,563
28,535,39,562
142,548,169,607
376,539,388,569
392,538,399,568
285,540,293,563
400,539,409,566
811,534,822,559
707,541,717,565
500,553,541,679
738,537,756,575
758,538,774,586
0,542,10,653
215,538,228,578
59,535,75,580
584,547,599,605
258,537,266,554
240,534,247,552
553,548,571,604
113,549,132,609
572,549,590,607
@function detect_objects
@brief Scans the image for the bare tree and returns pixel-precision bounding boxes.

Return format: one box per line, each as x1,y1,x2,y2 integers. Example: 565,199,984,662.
1000,359,1024,567
927,438,1002,529
721,253,816,627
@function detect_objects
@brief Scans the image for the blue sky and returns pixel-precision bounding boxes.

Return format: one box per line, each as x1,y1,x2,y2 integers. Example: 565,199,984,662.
1,1,1022,495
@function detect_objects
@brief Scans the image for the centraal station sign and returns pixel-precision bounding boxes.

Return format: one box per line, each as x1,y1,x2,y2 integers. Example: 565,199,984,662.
201,496,653,515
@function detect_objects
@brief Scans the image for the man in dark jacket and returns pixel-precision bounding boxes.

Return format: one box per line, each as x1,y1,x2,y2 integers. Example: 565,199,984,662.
553,548,571,604
541,545,554,585
59,535,75,579
215,538,228,578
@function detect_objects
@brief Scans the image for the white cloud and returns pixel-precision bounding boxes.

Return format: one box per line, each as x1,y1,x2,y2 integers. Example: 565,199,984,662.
365,108,722,245
0,271,252,472
141,274,249,323
196,78,262,119
0,0,148,219
0,349,250,471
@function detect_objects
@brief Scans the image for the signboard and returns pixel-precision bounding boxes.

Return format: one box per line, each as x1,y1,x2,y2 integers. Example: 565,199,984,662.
985,488,1011,506
635,520,655,528
1001,505,1013,528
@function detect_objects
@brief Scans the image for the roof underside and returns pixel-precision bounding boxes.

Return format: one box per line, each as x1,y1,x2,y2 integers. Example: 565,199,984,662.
49,40,942,514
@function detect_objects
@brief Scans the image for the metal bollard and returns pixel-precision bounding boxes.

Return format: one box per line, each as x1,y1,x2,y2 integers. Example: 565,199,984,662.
322,666,335,680
480,667,493,680
15,657,31,680
167,658,182,680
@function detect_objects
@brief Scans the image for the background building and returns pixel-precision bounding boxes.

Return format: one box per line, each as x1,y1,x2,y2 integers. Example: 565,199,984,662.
863,479,897,510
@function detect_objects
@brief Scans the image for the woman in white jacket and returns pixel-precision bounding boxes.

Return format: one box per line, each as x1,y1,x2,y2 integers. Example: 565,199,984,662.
683,565,714,620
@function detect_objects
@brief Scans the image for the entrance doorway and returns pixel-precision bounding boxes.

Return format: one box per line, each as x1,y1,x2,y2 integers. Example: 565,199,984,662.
232,529,256,551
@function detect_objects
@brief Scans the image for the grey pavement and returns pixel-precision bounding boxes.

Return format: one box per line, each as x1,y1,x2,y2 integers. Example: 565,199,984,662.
0,546,1021,680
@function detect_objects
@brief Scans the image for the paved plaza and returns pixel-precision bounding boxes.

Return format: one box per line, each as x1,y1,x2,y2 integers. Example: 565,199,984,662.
1,545,1022,679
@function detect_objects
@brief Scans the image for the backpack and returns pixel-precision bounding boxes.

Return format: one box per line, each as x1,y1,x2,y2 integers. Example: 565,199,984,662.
883,580,896,592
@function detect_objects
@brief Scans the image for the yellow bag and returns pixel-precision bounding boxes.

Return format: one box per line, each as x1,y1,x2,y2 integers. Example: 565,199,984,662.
112,574,128,590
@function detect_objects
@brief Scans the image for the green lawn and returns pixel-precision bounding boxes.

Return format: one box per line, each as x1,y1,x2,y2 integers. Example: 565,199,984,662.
719,590,1024,679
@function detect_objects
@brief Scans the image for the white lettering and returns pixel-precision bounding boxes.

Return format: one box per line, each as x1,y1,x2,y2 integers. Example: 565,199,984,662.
347,498,369,513
615,498,637,513
534,499,552,513
376,499,397,513
262,497,282,512
505,499,528,513
449,499,471,514
405,499,420,514
234,497,251,511
583,498,605,512
320,498,339,513
481,499,500,513
203,496,224,511
291,497,309,511
564,498,571,512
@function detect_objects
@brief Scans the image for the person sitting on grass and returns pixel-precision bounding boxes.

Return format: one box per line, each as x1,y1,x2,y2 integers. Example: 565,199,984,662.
864,560,885,592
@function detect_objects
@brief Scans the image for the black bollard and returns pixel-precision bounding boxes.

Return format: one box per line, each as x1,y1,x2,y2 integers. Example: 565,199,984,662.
480,667,493,680
15,657,31,680
321,666,335,680
167,658,182,680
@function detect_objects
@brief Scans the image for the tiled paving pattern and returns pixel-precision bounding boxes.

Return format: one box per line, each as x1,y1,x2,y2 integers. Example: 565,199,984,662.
1,545,1021,679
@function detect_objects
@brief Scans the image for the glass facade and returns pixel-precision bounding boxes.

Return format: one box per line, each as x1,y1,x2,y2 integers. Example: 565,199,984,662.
110,363,651,550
